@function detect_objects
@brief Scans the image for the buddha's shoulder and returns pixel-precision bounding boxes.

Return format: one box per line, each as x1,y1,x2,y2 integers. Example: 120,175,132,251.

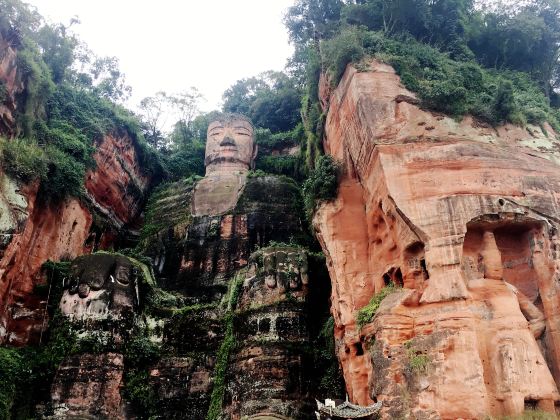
144,176,200,224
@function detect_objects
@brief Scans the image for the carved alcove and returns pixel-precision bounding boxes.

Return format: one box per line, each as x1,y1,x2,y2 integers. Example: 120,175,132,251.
462,215,548,300
462,213,560,401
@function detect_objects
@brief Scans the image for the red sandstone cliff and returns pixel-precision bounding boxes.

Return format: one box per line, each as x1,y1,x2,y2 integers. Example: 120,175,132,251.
0,133,152,345
315,60,560,418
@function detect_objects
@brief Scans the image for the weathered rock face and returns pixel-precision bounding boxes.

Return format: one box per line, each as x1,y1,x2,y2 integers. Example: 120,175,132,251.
146,175,307,304
315,59,560,417
85,133,151,230
51,352,125,419
0,33,24,137
226,247,313,419
44,156,331,419
129,166,332,418
0,183,93,345
0,132,153,345
49,253,142,419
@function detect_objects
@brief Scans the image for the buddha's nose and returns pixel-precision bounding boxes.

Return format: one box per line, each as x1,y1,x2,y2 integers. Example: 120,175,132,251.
220,137,236,147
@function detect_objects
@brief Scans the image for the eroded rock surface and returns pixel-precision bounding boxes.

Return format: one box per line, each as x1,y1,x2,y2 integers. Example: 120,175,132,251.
0,131,153,346
0,33,24,137
44,114,333,419
315,59,560,417
51,352,125,419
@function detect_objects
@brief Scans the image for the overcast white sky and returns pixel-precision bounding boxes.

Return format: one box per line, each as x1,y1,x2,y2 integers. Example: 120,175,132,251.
24,0,295,113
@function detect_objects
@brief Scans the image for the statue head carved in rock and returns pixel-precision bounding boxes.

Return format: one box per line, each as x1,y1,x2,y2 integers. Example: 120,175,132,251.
205,113,257,174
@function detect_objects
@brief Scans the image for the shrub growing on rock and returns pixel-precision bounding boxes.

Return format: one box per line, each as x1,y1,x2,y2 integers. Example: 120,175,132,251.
302,154,339,219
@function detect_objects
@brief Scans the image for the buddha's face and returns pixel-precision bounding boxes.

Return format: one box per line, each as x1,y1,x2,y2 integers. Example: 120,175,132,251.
205,118,257,173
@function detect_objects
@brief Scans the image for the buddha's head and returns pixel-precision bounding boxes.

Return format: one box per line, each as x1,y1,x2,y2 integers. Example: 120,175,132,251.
205,113,257,174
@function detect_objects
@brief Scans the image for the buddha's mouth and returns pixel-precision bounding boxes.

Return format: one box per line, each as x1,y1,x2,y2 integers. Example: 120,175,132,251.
220,145,238,152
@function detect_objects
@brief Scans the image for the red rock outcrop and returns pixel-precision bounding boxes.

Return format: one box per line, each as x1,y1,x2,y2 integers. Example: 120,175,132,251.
0,132,153,345
85,133,151,228
51,353,125,419
0,182,92,345
315,60,560,417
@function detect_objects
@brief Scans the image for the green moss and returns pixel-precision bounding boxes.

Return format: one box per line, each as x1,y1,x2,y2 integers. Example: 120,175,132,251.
408,354,430,374
205,274,243,420
122,334,161,418
16,37,55,137
490,410,557,420
205,313,235,420
139,175,199,242
403,339,432,377
0,347,27,419
356,284,398,329
0,137,48,182
302,155,340,220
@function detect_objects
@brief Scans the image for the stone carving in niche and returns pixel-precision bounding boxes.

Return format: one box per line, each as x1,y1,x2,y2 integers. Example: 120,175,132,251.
462,215,559,413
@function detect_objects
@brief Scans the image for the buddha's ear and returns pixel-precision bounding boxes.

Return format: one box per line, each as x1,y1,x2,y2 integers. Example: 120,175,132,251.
251,143,258,168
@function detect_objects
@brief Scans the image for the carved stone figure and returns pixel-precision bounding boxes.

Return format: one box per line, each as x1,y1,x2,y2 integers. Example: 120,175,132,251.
204,114,257,175
147,114,304,302
193,114,257,216
60,253,138,321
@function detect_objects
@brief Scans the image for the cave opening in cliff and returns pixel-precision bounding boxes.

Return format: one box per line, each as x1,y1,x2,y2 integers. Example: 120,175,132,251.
383,267,403,287
354,342,364,356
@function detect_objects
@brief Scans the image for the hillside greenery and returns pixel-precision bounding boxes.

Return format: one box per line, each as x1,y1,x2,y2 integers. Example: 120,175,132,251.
0,0,165,200
284,0,560,169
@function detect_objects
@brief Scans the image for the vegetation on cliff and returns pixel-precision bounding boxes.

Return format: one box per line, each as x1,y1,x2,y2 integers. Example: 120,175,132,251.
284,0,560,170
356,283,398,329
0,0,163,200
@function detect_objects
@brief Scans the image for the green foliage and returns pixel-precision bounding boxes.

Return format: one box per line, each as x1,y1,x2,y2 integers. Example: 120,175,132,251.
42,145,87,199
321,26,365,82
36,23,77,84
302,154,339,219
0,347,27,419
205,275,243,419
15,39,55,137
314,316,345,396
284,0,344,46
254,125,306,180
356,284,398,329
492,410,559,420
222,71,302,133
123,370,158,418
205,313,234,420
140,175,199,241
403,339,431,376
122,335,161,418
320,28,560,128
0,308,79,418
408,353,430,374
0,137,48,182
163,139,205,181
0,1,162,202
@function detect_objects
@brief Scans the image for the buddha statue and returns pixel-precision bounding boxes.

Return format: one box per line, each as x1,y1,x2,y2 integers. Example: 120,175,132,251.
192,114,258,216
147,113,305,301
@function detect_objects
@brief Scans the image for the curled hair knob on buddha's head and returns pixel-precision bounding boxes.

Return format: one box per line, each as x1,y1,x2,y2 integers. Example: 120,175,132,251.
205,113,258,174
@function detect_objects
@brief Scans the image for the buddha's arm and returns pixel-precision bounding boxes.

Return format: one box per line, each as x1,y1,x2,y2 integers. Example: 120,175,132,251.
506,282,546,339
